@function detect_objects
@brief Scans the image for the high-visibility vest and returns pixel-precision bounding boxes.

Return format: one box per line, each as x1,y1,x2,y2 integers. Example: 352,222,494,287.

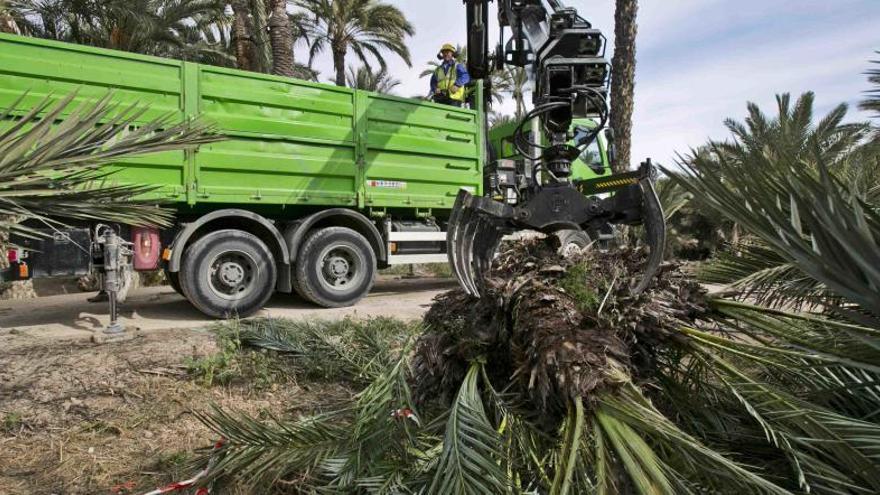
435,63,466,102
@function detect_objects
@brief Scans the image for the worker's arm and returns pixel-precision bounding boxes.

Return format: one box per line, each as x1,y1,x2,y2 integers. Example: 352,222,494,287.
430,72,439,93
454,63,471,88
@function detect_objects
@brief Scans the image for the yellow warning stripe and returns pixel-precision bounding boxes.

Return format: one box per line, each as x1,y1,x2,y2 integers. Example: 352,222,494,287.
594,178,638,189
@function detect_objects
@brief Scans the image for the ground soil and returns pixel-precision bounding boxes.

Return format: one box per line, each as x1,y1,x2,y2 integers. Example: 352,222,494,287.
0,325,358,495
0,276,455,346
0,275,449,495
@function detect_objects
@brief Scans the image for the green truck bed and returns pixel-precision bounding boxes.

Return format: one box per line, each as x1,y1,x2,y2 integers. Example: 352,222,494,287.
0,33,483,213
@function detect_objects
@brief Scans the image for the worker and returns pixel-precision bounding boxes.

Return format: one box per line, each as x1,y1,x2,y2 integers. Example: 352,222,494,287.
431,43,470,107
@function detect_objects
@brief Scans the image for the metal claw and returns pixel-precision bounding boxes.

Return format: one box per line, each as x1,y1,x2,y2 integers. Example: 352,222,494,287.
448,190,479,296
446,190,507,298
630,175,666,295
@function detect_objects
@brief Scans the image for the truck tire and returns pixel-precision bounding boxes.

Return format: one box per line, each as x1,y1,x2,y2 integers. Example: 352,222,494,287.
178,229,277,319
293,226,376,308
164,269,182,295
555,229,592,257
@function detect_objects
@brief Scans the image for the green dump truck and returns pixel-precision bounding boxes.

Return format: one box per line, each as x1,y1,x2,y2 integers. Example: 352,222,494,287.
0,33,607,318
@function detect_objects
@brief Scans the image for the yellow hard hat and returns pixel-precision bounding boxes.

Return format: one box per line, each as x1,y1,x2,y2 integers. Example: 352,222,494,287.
437,43,458,59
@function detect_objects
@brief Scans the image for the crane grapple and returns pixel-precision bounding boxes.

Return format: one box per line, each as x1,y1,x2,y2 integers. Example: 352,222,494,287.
451,0,667,297
448,161,666,297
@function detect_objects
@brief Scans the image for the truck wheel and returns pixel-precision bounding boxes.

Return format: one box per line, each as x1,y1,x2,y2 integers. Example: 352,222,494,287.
555,229,593,257
164,269,182,295
179,229,277,319
293,227,376,308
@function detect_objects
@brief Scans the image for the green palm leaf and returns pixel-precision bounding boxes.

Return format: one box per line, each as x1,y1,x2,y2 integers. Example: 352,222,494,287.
600,383,791,495
428,362,509,495
0,90,218,237
670,145,880,318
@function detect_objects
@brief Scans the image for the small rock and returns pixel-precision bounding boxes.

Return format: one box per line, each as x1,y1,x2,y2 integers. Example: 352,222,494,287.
143,430,154,439
87,447,95,454
541,265,565,274
9,328,20,334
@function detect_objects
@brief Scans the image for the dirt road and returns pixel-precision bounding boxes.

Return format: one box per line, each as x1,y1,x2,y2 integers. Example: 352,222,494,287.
0,277,456,346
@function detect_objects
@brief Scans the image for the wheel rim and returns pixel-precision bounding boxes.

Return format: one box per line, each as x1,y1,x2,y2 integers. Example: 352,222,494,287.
317,243,364,292
208,250,258,301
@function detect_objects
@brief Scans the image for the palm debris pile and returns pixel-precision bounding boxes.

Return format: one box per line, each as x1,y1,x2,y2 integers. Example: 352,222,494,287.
413,238,707,418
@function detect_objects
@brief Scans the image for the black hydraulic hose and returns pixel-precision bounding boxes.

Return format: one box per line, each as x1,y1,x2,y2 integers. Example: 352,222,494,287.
512,100,570,159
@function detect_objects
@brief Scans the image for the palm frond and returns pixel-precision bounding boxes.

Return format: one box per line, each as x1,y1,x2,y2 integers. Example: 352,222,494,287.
234,317,417,384
860,53,880,118
702,354,880,494
197,406,347,490
428,362,509,494
668,144,880,318
699,239,830,310
599,382,791,495
0,90,218,236
654,178,691,222
549,398,586,495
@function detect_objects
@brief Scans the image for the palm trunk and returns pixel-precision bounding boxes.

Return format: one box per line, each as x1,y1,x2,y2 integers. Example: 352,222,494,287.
0,9,19,35
231,0,253,71
268,0,294,77
610,0,638,173
333,49,346,86
515,91,525,119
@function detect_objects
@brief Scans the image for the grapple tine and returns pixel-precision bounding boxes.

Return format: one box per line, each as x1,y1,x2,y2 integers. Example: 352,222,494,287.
631,176,666,295
446,190,508,298
458,202,481,296
471,215,505,295
447,190,480,297
447,190,470,295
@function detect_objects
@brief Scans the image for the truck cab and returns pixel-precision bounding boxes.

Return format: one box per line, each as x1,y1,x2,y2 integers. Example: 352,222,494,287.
488,117,611,185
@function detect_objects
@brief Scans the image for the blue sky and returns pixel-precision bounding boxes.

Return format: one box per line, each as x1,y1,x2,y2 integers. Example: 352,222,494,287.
298,0,879,165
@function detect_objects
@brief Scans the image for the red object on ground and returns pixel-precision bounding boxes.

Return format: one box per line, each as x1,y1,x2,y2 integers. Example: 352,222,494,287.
132,227,161,271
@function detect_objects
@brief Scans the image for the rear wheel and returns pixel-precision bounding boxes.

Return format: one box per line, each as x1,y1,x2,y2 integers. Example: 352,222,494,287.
293,227,376,308
179,229,277,319
555,229,593,257
164,269,182,295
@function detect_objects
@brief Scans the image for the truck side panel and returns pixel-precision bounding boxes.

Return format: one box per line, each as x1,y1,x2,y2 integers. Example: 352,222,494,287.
0,34,188,201
194,66,358,206
0,33,484,214
363,94,482,210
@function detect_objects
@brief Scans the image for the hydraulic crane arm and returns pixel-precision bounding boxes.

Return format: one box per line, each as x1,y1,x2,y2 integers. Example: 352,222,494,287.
450,0,666,298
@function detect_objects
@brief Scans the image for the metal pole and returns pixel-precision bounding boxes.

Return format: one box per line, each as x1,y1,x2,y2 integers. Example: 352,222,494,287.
103,229,124,334
93,227,135,343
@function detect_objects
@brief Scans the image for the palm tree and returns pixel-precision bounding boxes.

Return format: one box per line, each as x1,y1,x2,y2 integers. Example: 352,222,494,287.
860,53,880,118
345,65,400,94
267,0,295,76
296,0,414,87
0,91,219,238
676,92,875,313
230,0,254,71
610,0,638,172
488,111,516,130
505,65,528,118
11,0,230,63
